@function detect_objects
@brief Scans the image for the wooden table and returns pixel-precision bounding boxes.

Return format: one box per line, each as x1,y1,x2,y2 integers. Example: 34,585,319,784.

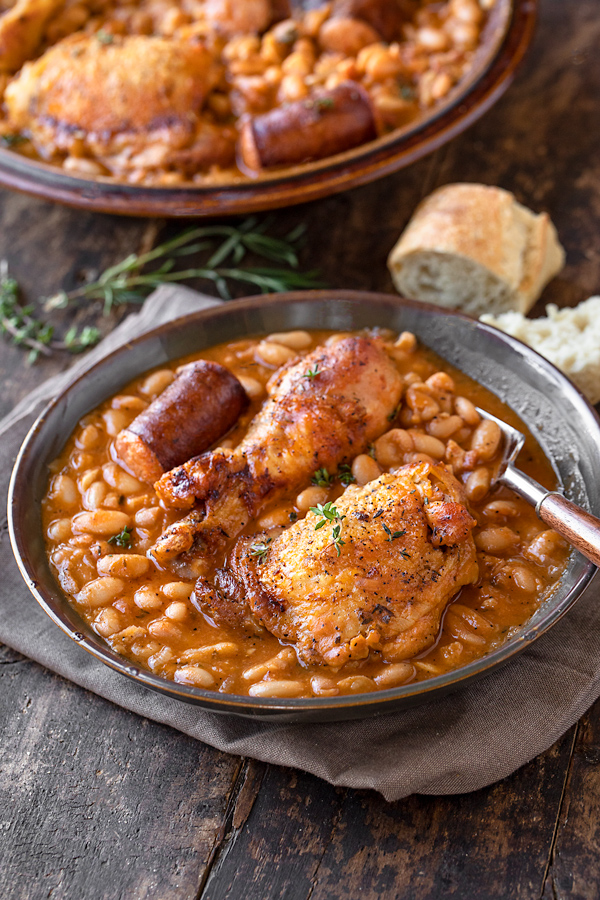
2,2,599,896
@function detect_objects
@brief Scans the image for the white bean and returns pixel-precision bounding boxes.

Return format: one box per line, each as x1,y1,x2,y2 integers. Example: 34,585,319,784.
164,601,188,622
237,374,265,400
255,341,296,368
374,429,413,468
76,577,124,609
72,510,131,536
47,518,72,542
162,581,193,601
179,643,239,663
148,618,182,642
103,463,145,496
296,485,328,513
94,607,122,637
83,481,108,510
266,330,312,349
102,409,130,437
174,665,215,688
140,369,175,397
374,663,414,688
249,680,303,698
134,587,164,611
76,424,101,450
96,554,150,579
408,431,446,459
51,474,78,507
352,454,381,486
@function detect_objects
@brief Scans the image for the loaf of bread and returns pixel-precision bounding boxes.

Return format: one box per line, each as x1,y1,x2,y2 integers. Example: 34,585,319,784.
387,183,565,316
481,297,600,404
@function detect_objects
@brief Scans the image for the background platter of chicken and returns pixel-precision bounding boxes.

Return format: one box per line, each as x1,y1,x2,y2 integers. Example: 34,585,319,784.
42,328,569,699
0,0,491,184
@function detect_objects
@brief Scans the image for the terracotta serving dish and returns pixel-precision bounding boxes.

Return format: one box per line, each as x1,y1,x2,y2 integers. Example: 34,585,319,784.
7,290,599,721
0,0,534,217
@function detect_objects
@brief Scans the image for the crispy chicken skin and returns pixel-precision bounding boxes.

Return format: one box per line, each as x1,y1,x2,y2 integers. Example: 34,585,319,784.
4,34,227,173
150,335,403,566
194,462,479,667
0,0,63,74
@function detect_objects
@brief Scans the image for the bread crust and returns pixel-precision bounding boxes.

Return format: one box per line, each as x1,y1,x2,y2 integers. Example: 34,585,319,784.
387,183,565,315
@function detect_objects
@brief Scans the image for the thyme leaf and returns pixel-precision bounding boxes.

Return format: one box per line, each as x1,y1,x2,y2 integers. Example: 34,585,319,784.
107,526,133,548
337,464,356,486
303,363,320,379
311,502,346,556
311,467,333,487
382,522,407,542
249,538,272,563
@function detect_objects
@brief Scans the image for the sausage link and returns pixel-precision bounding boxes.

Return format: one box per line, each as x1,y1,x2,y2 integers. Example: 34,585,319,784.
115,361,249,483
238,81,377,171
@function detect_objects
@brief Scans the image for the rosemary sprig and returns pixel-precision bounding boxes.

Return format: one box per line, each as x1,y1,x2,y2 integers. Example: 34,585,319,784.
44,217,322,315
0,263,100,364
1,217,323,362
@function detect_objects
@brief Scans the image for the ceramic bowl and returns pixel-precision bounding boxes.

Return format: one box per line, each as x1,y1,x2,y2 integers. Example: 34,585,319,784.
8,290,599,721
0,0,534,217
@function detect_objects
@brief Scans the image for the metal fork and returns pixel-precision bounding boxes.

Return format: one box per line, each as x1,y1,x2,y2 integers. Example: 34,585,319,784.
476,408,600,567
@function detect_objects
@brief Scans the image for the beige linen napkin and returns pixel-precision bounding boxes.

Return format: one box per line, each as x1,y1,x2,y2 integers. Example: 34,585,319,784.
2,284,599,802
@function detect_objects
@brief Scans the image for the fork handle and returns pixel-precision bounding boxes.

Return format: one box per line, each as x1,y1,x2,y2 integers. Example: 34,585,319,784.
537,493,600,568
501,465,600,568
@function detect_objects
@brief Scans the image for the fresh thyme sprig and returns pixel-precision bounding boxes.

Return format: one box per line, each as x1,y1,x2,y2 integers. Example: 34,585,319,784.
107,526,133,548
1,217,323,362
44,217,322,316
249,538,272,563
311,467,333,488
330,522,345,557
310,501,344,527
310,501,346,556
337,464,356,486
382,522,407,542
303,363,320,379
0,263,100,364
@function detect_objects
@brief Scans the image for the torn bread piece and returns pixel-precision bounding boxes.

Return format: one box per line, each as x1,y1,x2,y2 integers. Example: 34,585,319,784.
481,297,600,405
387,183,565,316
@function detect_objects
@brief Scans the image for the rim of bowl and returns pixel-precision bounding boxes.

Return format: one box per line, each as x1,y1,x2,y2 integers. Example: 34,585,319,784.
8,289,598,717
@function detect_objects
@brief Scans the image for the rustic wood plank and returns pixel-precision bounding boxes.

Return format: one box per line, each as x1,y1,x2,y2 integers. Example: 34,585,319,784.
0,191,150,419
200,763,345,900
542,701,600,899
197,730,576,900
0,652,241,900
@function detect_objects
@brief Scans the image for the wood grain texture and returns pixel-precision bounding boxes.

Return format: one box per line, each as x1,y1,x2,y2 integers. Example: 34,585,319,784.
197,731,576,900
0,645,241,900
1,0,600,896
543,701,600,900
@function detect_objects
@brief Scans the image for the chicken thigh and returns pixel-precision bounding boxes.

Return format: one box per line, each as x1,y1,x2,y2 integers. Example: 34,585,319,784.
4,34,228,174
194,462,479,667
151,335,403,566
